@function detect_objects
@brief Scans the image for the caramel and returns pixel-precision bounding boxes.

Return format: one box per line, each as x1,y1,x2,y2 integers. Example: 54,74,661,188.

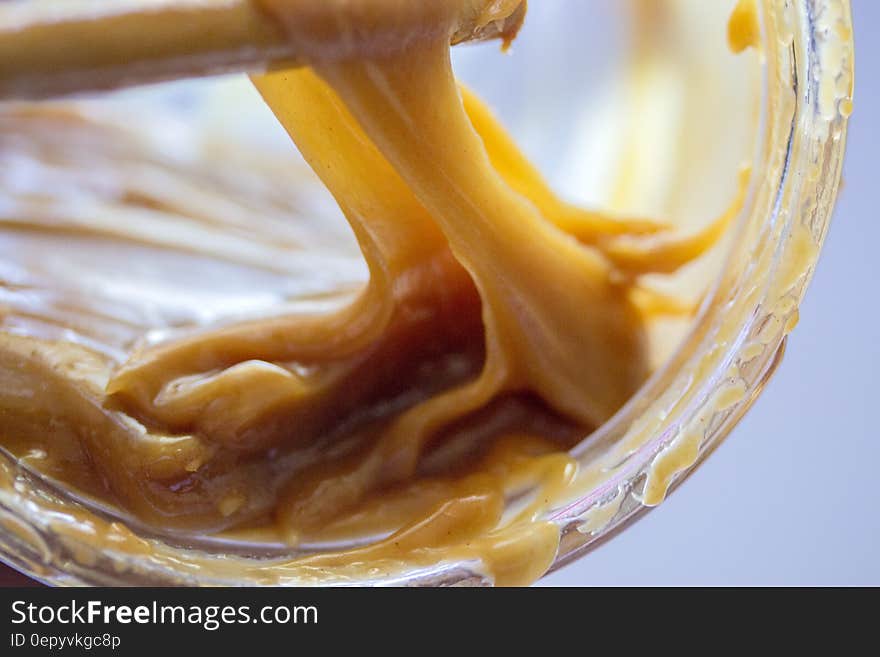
0,1,751,585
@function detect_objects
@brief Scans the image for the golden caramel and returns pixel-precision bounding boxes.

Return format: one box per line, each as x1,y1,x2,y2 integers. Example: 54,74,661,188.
0,1,751,584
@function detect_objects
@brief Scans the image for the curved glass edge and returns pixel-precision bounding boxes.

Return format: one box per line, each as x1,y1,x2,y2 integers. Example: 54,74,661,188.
546,0,853,577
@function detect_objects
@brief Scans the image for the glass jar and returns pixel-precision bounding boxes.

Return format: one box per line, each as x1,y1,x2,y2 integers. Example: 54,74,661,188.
0,0,853,585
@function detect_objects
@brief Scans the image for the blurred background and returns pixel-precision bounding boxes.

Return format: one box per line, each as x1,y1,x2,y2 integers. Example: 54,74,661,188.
544,0,878,586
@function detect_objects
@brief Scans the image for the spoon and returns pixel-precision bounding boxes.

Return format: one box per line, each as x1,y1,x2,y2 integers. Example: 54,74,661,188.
0,0,526,100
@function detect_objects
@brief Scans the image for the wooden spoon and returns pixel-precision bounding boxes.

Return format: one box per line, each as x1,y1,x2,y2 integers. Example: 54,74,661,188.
0,0,526,100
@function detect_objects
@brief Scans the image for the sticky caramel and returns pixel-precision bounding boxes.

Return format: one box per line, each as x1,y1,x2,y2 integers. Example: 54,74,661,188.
0,1,751,585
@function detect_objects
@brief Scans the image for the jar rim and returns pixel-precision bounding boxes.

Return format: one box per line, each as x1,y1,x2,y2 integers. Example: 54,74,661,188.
546,0,854,577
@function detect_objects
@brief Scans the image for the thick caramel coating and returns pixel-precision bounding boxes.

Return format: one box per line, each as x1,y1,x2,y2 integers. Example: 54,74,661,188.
0,1,748,584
